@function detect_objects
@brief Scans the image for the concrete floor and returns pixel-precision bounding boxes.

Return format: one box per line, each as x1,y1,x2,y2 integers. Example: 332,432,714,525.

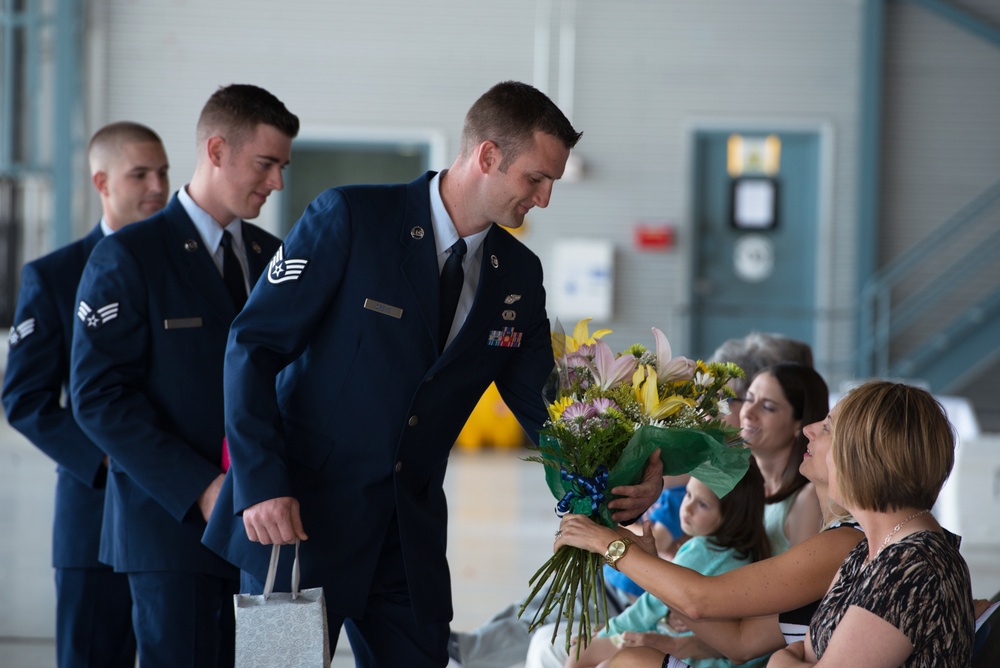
1,413,998,667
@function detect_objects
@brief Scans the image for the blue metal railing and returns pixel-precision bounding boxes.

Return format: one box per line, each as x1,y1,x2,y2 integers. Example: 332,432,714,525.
859,177,1000,378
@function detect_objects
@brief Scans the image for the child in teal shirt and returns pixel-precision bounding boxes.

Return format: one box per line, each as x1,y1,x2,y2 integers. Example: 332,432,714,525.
567,459,771,668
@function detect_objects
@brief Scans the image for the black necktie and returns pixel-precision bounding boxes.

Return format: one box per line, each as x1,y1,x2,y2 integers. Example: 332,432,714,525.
220,230,247,310
439,238,467,351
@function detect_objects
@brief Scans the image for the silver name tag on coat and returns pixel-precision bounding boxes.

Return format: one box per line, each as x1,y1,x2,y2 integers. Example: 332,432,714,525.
164,317,204,330
363,299,403,319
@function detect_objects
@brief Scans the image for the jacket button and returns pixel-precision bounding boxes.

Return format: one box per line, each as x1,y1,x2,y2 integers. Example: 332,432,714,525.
408,415,418,426
395,461,403,473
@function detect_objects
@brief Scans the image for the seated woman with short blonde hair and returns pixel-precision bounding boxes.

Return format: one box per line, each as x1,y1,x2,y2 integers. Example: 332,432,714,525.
768,380,976,667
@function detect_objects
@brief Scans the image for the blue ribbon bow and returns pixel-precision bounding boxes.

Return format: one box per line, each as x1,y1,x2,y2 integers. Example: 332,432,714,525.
555,465,609,516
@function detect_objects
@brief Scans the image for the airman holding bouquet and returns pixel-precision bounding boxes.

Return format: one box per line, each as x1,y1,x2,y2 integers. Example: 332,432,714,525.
203,81,665,666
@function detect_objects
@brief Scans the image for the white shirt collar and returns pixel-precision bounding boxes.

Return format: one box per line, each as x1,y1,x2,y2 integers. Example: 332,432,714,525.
429,170,489,266
99,217,114,237
178,185,244,254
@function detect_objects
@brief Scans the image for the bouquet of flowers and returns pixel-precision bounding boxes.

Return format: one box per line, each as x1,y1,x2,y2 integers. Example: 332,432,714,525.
519,318,750,654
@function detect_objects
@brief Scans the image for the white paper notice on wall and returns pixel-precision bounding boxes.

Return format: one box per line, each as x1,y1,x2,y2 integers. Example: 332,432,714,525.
550,239,614,321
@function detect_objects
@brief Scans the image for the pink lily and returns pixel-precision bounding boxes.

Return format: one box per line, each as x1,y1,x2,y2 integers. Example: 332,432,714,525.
584,339,638,391
652,327,696,383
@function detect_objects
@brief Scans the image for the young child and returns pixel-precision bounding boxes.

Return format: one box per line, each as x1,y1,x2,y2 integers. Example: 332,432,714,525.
565,458,770,668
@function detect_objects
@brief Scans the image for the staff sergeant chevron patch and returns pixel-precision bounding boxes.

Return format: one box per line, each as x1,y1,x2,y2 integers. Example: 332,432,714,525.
267,245,309,285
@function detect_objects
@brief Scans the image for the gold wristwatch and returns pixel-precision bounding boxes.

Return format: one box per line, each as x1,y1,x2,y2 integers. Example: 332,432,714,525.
604,536,633,571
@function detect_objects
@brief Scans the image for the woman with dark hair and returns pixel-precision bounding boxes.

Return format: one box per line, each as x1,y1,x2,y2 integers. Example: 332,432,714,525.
652,338,817,560
768,381,975,667
740,364,828,554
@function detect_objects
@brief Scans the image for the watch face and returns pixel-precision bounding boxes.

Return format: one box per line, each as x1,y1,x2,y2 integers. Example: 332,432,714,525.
608,540,626,559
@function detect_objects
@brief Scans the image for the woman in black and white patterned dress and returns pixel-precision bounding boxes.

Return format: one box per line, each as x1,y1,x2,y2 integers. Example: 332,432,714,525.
767,381,975,667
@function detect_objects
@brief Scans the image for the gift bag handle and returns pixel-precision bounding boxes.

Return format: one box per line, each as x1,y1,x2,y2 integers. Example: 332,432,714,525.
263,539,302,600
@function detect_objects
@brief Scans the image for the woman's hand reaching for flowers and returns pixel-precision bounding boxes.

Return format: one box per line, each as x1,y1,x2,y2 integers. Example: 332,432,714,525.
554,514,659,559
555,514,647,556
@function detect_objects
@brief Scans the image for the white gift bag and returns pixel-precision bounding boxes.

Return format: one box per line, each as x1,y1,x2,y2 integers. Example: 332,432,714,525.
234,540,331,667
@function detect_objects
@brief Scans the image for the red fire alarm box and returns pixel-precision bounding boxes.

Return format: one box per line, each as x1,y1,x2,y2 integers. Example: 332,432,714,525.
634,222,676,251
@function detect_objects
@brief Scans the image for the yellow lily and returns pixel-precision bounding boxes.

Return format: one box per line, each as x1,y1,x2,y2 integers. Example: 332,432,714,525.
633,364,691,420
552,317,613,358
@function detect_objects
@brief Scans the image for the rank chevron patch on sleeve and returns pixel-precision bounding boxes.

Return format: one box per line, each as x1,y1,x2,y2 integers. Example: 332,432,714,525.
77,301,120,330
267,245,309,285
7,318,35,347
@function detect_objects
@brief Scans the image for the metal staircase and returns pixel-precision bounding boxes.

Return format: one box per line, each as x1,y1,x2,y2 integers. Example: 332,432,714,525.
859,177,1000,391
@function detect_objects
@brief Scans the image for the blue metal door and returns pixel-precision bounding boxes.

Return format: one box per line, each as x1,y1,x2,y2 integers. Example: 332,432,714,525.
690,130,820,359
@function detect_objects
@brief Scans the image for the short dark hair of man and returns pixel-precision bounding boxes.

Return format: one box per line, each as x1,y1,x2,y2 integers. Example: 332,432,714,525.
460,80,582,171
88,121,164,172
197,83,300,150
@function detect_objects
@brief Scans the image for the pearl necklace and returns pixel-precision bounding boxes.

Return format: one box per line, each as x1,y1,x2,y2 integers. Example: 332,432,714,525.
876,509,930,557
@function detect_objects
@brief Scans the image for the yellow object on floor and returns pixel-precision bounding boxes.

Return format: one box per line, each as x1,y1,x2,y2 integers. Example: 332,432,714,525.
455,382,528,450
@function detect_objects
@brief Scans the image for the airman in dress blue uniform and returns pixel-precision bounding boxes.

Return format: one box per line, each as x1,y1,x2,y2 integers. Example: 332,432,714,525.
3,121,169,668
70,85,298,668
203,81,664,666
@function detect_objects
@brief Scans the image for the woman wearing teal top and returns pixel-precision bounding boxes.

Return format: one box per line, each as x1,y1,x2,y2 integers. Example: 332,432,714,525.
741,365,828,554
